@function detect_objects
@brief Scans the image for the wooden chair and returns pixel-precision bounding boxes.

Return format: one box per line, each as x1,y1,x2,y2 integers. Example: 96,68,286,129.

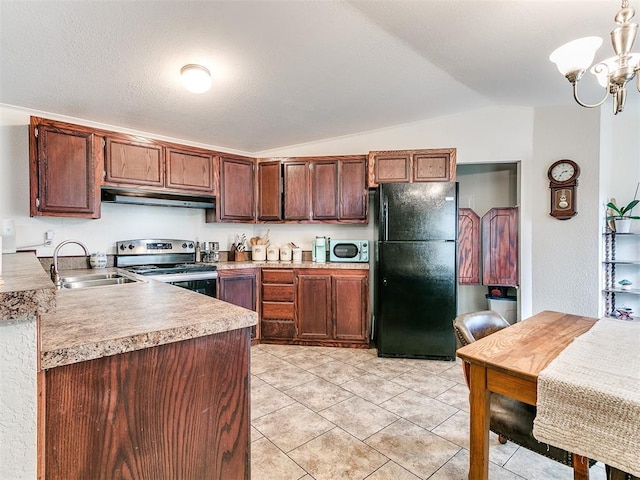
453,310,598,476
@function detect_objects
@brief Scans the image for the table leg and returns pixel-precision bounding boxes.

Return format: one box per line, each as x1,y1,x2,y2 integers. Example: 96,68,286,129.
468,363,490,480
573,454,589,480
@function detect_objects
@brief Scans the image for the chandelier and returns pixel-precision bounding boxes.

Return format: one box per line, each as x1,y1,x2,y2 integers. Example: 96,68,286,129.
549,0,639,114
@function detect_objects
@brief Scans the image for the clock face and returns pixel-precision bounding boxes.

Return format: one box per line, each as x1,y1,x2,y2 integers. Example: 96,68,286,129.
550,162,576,182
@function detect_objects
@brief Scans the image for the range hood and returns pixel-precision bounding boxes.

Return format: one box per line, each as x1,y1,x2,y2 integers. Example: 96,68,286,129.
101,187,215,209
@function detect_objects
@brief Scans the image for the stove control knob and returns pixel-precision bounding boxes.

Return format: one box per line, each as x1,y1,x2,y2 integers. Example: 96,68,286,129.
119,244,125,251
188,243,194,249
182,242,187,248
128,244,135,250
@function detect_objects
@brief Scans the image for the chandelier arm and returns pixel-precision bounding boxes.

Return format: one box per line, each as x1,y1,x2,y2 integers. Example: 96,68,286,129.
571,81,610,108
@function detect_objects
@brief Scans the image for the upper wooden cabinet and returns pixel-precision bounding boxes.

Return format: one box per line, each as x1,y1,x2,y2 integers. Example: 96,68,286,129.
280,155,368,223
217,155,256,222
29,117,102,218
257,161,282,221
165,147,215,193
105,136,215,195
311,161,339,220
283,160,310,220
339,157,368,220
105,137,164,187
482,207,518,287
368,148,456,187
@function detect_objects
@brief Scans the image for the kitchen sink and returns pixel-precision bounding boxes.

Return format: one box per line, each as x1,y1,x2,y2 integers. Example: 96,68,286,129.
60,271,143,289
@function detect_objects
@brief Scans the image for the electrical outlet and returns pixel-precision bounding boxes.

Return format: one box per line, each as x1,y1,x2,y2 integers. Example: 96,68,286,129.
44,230,55,246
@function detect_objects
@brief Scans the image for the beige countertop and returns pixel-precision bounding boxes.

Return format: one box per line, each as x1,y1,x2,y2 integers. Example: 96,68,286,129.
215,260,369,270
1,252,56,322
40,268,257,369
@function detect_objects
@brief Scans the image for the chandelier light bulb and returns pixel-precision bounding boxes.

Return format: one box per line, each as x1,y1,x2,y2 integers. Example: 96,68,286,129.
549,0,639,115
180,64,212,93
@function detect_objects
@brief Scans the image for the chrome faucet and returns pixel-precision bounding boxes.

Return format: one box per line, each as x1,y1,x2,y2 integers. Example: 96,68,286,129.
51,240,90,287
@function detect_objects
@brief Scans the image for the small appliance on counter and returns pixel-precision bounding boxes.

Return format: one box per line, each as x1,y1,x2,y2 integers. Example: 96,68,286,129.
312,236,327,263
329,239,369,263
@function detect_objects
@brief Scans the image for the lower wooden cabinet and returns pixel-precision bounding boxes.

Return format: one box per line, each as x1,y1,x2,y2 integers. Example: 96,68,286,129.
332,274,369,342
294,269,369,347
296,273,332,340
42,329,250,480
218,269,259,339
227,266,370,347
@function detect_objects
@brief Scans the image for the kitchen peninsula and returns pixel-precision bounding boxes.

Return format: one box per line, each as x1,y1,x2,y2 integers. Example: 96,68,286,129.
1,252,257,480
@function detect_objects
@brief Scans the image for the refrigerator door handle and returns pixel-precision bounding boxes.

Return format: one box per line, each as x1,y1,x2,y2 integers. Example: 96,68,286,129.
382,197,389,241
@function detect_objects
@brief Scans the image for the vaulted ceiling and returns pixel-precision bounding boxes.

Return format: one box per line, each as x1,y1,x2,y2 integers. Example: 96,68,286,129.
0,1,630,152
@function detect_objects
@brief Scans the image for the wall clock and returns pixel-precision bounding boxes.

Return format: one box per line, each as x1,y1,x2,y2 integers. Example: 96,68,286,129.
548,159,580,220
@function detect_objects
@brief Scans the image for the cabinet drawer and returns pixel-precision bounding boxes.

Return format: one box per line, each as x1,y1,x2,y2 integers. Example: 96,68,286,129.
262,284,295,302
262,301,294,320
261,319,296,340
262,269,294,284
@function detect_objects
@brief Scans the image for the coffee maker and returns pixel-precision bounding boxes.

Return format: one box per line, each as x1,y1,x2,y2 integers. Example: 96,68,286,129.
312,236,326,263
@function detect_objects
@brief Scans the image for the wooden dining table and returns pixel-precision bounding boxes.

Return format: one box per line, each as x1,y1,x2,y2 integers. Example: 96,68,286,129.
455,310,597,480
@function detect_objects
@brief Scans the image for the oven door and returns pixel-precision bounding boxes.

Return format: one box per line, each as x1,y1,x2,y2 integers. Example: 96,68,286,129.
146,272,218,298
167,278,217,298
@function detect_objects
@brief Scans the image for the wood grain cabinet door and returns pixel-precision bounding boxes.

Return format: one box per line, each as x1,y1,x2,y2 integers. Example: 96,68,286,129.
219,156,256,222
30,119,102,218
105,136,164,187
283,161,310,220
257,161,282,221
482,207,518,286
332,273,368,342
311,161,339,220
218,270,257,311
339,156,368,220
165,147,214,193
413,150,456,182
296,273,332,340
458,208,480,284
368,151,411,186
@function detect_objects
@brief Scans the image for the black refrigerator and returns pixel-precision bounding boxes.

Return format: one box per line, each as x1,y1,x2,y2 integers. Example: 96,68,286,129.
375,182,458,360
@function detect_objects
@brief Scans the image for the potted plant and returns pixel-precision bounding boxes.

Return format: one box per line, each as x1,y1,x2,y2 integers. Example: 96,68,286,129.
607,199,639,233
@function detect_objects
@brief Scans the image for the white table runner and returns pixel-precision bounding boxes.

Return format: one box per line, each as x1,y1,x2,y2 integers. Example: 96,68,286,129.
533,317,640,476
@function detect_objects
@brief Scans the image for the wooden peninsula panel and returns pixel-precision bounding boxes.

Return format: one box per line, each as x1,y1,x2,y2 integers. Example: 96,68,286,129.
44,328,250,480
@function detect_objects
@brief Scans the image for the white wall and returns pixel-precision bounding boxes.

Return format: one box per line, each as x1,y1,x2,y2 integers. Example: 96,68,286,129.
531,107,602,317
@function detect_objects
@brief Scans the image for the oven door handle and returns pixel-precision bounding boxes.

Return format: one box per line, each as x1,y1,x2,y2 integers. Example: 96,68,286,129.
147,272,219,283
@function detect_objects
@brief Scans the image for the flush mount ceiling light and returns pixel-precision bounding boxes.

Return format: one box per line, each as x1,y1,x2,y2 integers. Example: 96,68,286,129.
180,64,211,93
549,0,639,114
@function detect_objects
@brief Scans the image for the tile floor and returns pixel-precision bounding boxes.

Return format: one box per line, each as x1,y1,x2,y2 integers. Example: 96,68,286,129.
250,344,607,480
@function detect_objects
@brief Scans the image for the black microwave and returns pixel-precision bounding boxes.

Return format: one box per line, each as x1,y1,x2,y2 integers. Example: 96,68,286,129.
329,240,369,263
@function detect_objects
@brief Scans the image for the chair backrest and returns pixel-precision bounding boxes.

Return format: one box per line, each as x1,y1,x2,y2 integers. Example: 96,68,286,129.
453,310,512,386
453,310,510,348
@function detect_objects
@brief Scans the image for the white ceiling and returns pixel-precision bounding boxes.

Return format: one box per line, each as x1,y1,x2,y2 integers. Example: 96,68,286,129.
0,1,632,153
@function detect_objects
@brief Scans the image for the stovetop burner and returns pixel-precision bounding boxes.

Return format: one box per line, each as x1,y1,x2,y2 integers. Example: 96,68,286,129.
115,239,218,281
126,263,217,276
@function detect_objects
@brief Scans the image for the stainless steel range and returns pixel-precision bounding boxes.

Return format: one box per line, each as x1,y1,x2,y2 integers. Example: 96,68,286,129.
116,239,218,297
